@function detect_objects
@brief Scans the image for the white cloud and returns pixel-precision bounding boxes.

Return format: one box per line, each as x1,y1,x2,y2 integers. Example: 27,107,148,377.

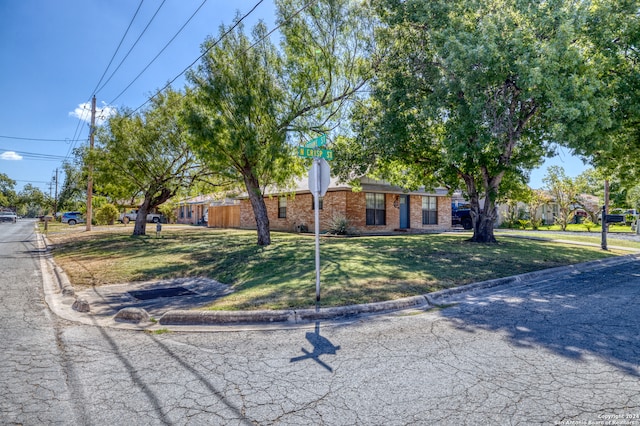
1,151,23,161
69,101,116,126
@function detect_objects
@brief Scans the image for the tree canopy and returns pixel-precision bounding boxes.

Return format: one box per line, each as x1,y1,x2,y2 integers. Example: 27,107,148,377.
334,0,616,242
184,0,374,245
94,88,208,235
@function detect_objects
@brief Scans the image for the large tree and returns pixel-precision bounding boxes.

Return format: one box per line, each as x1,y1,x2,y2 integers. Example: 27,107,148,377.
570,0,640,187
94,88,209,236
334,0,612,242
183,0,374,246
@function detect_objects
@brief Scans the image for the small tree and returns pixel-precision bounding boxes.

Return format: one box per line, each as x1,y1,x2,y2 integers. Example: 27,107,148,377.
543,166,579,231
527,189,552,230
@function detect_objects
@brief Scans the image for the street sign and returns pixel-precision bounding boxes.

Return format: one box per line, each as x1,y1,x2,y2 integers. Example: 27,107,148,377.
309,157,330,197
297,147,334,160
305,134,326,148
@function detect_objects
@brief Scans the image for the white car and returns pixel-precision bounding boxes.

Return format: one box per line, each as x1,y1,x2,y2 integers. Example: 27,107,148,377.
0,211,17,223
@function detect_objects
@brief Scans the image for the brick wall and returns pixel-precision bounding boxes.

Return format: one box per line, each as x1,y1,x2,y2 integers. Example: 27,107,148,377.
240,190,452,233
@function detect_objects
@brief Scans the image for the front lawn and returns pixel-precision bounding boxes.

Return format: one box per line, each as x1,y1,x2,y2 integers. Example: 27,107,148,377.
42,225,630,311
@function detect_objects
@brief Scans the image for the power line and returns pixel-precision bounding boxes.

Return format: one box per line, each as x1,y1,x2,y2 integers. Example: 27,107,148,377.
0,148,68,161
126,0,266,116
96,0,167,97
107,0,208,105
90,0,146,97
0,135,83,142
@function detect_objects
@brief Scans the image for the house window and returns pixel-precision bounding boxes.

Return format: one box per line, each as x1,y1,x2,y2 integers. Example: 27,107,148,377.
366,193,386,225
311,196,324,210
422,196,438,225
179,206,185,219
278,196,287,218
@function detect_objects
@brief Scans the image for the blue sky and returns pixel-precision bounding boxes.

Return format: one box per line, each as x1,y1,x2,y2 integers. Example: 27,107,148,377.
0,0,276,194
0,1,589,196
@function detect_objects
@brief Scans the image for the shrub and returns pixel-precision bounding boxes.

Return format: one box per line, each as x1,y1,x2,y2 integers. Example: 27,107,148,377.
328,214,354,235
95,203,119,225
583,218,594,232
530,219,542,230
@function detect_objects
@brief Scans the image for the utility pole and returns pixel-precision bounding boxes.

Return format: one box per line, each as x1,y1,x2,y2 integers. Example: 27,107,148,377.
53,168,59,219
86,96,96,231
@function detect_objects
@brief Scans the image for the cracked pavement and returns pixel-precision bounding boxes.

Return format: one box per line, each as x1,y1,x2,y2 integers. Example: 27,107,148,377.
2,219,640,425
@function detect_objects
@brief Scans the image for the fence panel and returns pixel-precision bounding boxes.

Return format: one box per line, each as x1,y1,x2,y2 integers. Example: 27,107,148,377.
208,205,240,228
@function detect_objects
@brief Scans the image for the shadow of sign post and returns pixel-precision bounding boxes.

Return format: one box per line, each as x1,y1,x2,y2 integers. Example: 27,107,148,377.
290,321,341,372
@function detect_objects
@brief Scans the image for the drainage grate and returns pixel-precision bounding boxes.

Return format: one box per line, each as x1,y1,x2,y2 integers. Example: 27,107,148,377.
128,286,197,301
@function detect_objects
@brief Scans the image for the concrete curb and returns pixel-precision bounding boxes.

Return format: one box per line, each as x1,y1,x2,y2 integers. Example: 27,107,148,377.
158,295,430,325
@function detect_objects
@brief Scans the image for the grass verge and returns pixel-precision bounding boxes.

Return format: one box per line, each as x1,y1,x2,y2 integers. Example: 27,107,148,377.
41,223,635,311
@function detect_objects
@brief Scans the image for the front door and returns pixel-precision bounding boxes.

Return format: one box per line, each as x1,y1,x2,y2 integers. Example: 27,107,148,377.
399,195,410,229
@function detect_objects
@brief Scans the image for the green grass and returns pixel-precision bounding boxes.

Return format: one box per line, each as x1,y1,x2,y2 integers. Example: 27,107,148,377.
43,224,637,311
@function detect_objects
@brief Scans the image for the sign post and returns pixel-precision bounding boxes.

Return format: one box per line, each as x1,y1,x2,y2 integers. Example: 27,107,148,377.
299,135,332,303
309,157,330,302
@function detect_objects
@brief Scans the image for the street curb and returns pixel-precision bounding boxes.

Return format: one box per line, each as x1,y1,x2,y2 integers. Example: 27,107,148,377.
158,295,430,325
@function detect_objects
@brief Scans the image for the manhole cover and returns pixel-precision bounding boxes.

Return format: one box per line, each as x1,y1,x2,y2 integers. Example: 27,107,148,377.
128,286,197,301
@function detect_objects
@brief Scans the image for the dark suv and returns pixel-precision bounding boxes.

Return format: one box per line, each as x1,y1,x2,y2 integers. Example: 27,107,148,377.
61,211,84,225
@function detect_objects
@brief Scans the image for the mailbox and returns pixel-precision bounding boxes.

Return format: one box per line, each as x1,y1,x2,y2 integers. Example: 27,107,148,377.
605,214,625,223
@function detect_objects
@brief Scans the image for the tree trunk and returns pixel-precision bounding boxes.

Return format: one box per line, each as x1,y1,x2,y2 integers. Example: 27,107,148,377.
463,174,499,243
244,173,271,246
132,200,151,236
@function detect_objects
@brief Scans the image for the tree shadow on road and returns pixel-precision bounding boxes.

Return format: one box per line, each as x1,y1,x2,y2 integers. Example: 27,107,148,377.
437,264,640,377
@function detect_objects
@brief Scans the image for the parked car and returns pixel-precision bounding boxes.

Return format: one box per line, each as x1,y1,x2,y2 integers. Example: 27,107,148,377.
61,211,84,225
0,211,17,223
119,209,164,224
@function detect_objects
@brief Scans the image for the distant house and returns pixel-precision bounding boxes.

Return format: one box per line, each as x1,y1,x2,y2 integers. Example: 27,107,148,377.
176,195,239,226
225,177,452,234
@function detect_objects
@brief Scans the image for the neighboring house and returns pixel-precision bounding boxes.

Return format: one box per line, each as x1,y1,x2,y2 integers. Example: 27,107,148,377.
176,195,237,225
229,177,452,234
496,191,601,226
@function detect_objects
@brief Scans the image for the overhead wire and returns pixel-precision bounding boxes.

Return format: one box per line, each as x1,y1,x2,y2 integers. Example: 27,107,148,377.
89,0,146,97
0,135,84,142
0,148,68,161
125,0,319,117
95,0,167,97
126,0,267,116
107,0,208,105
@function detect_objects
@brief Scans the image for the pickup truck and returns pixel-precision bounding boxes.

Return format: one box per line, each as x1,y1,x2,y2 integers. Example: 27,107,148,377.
119,209,164,224
452,207,473,229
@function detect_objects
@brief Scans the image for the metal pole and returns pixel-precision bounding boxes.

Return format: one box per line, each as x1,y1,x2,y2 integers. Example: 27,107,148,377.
314,157,321,302
601,179,609,250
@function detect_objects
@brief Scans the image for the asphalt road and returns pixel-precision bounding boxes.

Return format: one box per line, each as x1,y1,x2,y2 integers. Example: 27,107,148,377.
2,219,640,425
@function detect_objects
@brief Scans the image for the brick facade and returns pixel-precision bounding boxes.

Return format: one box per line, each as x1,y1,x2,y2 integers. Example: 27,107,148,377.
239,189,452,233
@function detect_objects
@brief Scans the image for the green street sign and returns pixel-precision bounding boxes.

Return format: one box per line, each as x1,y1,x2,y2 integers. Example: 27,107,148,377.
297,146,334,161
305,134,326,148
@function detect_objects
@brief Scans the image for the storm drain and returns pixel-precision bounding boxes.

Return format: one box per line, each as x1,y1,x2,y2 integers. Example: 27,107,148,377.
128,286,197,301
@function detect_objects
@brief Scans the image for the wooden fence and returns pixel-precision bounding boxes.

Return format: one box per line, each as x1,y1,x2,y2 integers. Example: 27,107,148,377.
208,205,240,228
